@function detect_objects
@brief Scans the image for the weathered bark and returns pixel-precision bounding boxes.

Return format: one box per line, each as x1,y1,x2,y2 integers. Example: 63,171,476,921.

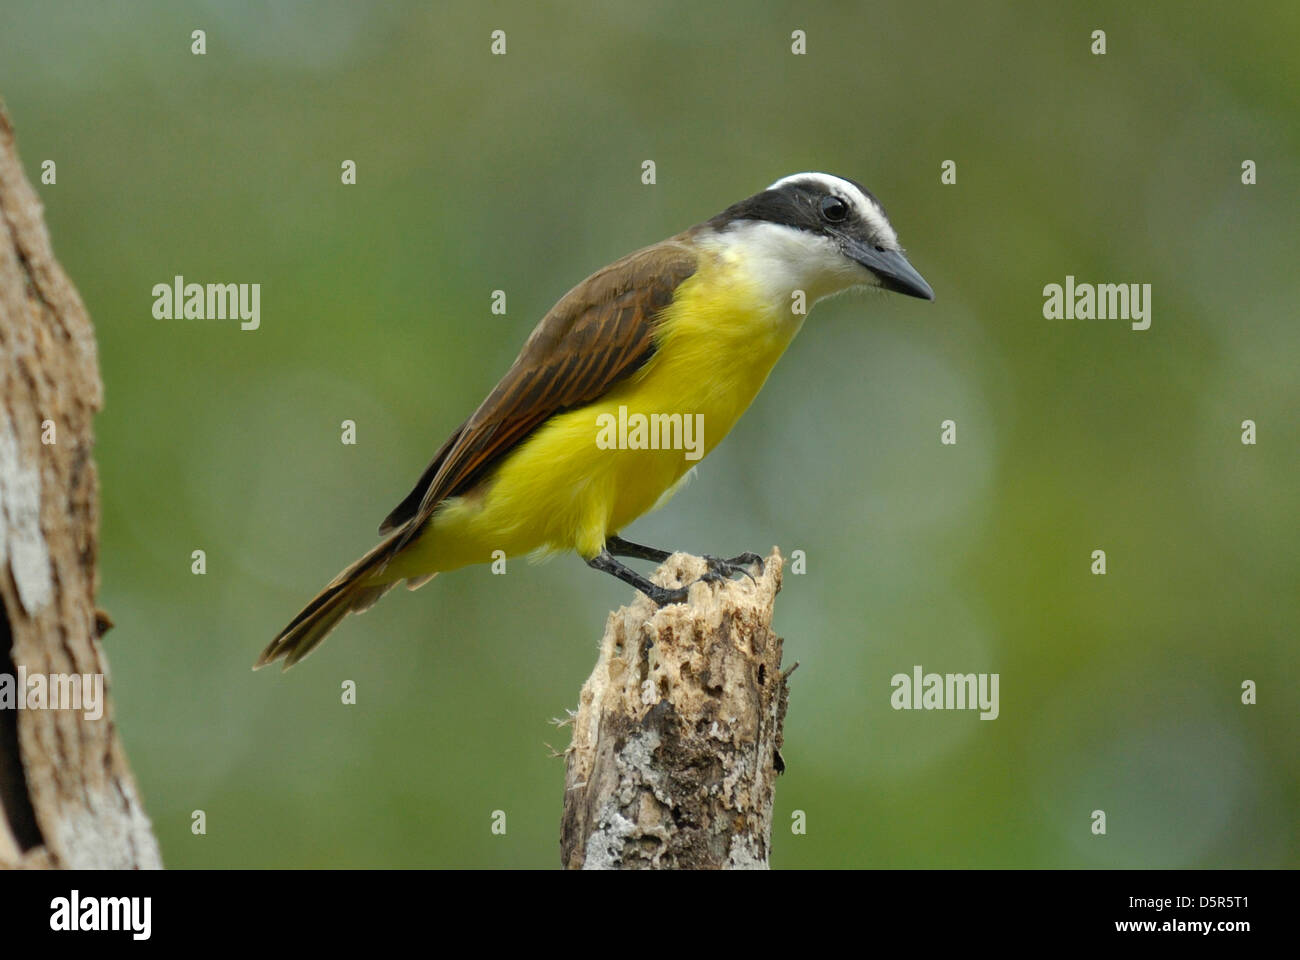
561,549,790,869
0,100,161,868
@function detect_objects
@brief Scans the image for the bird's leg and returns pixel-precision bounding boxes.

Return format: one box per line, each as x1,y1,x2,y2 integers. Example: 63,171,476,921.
586,549,688,607
607,535,763,586
605,535,672,563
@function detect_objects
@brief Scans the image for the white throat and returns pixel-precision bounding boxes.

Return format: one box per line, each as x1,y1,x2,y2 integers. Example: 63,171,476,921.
700,220,870,307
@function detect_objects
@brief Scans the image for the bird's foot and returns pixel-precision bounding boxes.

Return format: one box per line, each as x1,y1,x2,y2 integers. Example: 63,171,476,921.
702,552,764,585
604,549,764,608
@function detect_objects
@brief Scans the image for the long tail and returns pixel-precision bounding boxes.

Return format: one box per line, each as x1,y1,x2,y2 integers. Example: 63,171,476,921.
256,533,426,671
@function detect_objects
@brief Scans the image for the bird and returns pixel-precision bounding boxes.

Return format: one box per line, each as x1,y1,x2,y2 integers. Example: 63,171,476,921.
257,172,933,670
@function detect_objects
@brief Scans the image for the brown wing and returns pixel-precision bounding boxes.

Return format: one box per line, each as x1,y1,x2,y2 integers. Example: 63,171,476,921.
378,238,698,539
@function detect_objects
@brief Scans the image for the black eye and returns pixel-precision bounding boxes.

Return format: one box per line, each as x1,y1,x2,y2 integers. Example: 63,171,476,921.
820,196,849,223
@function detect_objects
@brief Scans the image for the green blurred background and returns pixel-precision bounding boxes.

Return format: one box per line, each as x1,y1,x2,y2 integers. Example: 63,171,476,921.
2,0,1295,868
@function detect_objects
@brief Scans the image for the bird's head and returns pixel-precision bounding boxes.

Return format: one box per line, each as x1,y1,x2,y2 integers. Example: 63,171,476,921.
705,172,934,305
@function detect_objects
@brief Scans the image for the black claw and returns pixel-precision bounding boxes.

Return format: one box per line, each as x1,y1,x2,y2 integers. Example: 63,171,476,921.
726,552,765,571
703,554,759,585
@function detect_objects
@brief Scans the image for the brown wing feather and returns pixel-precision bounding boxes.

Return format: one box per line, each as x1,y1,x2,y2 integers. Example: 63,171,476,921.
379,238,698,541
377,420,467,533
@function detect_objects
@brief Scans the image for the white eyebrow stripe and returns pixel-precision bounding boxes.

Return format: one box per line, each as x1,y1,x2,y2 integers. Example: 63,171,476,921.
766,171,899,250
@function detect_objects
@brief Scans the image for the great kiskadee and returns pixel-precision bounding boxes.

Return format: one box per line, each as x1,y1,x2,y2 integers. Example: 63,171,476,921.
258,173,933,670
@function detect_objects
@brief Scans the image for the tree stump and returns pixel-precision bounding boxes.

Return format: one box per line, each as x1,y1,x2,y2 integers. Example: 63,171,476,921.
0,99,161,869
560,549,790,869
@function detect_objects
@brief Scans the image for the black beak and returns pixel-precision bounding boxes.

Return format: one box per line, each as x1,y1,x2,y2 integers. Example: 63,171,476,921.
844,240,935,301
